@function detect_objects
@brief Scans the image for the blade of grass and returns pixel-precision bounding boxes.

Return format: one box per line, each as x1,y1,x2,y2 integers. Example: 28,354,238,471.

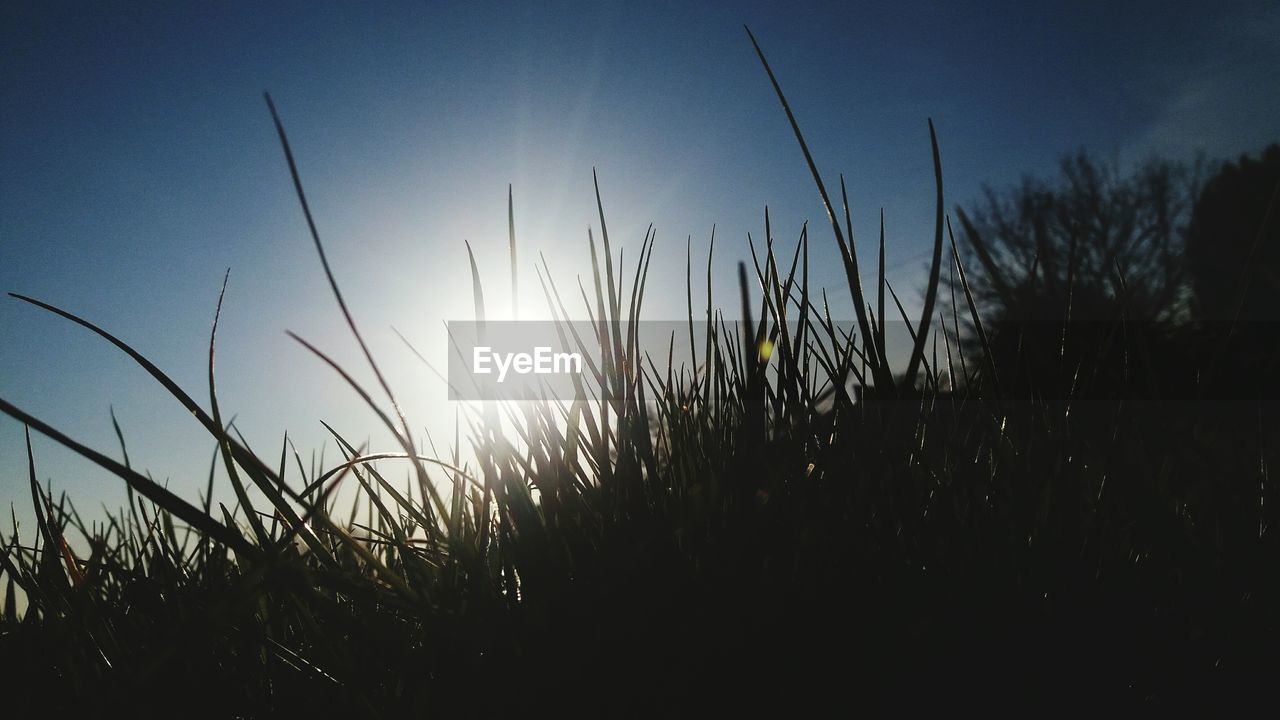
1,399,254,555
264,92,435,530
208,270,270,547
745,25,882,391
903,119,946,387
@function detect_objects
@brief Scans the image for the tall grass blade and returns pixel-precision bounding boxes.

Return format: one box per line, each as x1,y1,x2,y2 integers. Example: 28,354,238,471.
2,399,254,555
903,118,945,387
263,93,434,526
208,270,270,547
745,26,881,389
509,183,518,319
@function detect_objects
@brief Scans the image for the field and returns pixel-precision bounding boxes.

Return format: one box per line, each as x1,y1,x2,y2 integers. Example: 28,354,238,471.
2,31,1277,716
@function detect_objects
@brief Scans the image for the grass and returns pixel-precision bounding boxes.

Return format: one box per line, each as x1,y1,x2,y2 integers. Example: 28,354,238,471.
1,28,1276,715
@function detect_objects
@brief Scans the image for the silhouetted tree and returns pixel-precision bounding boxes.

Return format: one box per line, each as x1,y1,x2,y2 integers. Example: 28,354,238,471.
1186,144,1280,324
956,150,1200,325
953,151,1203,398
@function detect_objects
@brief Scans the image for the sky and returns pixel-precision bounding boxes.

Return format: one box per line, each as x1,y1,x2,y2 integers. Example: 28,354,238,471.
2,0,1278,532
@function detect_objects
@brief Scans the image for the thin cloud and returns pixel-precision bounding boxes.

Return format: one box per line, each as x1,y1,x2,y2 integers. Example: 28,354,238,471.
1125,4,1280,164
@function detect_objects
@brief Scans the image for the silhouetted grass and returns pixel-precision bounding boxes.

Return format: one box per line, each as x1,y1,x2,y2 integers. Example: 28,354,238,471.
1,28,1276,715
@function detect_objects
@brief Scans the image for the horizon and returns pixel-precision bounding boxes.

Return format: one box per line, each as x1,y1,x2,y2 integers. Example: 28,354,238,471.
3,0,1279,532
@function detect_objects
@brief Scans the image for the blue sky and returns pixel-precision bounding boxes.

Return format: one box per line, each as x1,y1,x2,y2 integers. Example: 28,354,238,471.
2,1,1278,527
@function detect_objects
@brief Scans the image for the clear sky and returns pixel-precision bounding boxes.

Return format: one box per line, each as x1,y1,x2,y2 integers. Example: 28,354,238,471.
3,1,1278,528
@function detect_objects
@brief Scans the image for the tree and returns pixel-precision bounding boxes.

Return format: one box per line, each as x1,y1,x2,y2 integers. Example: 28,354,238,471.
953,151,1202,398
1186,144,1280,324
956,150,1199,326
